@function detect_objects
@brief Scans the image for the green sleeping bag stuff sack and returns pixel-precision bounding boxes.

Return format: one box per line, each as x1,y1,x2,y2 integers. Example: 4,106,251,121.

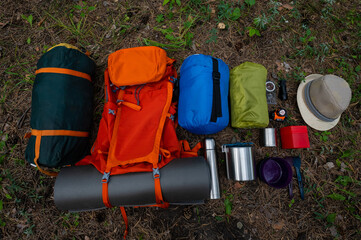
230,62,269,128
25,44,95,176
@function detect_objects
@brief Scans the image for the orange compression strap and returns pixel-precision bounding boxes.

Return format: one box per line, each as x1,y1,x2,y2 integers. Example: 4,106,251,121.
34,135,58,177
31,129,89,137
180,140,202,157
154,177,162,204
102,171,112,208
191,142,202,153
24,132,32,139
117,101,142,111
31,129,89,177
101,89,126,209
35,67,92,82
153,163,168,206
120,207,128,239
160,148,171,158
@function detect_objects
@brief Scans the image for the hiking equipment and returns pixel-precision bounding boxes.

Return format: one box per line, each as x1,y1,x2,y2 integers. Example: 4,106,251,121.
25,43,95,176
230,62,269,128
178,54,230,134
75,46,203,238
54,157,211,211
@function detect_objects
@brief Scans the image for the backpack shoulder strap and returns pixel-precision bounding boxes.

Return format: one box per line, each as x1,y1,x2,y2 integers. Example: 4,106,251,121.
179,140,202,158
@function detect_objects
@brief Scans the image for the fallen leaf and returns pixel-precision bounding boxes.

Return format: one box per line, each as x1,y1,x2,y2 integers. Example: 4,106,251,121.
275,60,283,71
237,222,243,229
283,4,294,10
290,116,298,122
304,68,312,73
103,1,111,7
278,3,294,11
283,62,291,72
17,224,28,231
329,226,338,237
234,182,245,189
3,123,10,132
191,43,197,51
324,162,335,170
272,220,285,230
217,22,226,30
340,162,347,172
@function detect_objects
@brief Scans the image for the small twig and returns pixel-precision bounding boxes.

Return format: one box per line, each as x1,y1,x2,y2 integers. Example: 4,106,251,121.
17,106,31,129
1,116,10,132
145,0,157,12
349,102,359,107
0,21,10,29
38,17,46,27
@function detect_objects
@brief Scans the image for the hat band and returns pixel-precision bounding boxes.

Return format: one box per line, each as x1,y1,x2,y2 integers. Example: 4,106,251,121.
304,81,336,122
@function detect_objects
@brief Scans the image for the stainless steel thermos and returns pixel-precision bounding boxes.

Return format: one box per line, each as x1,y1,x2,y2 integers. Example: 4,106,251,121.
222,143,255,181
204,138,221,199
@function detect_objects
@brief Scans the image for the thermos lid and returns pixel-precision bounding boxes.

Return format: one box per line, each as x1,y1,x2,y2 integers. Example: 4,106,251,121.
204,138,215,150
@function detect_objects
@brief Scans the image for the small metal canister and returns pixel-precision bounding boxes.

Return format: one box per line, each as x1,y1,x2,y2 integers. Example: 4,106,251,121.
260,128,277,147
222,143,255,181
204,138,221,199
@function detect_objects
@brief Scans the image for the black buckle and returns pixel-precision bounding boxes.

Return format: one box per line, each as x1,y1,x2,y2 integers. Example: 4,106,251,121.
212,72,220,83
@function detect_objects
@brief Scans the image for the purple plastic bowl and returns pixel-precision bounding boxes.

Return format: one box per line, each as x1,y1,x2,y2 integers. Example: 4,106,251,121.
259,157,293,188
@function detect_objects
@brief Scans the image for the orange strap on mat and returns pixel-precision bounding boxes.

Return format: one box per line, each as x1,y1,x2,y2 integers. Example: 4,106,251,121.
31,129,89,177
35,67,92,82
152,162,170,208
154,175,163,204
153,165,162,205
102,171,112,208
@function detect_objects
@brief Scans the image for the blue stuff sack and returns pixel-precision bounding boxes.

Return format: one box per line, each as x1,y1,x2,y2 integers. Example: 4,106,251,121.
178,54,229,134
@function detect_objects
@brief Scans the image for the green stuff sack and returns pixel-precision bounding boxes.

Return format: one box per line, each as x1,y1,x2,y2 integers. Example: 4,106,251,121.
25,43,95,176
230,62,269,128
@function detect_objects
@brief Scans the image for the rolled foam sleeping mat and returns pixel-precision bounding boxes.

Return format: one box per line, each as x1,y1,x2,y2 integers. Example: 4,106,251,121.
54,157,211,211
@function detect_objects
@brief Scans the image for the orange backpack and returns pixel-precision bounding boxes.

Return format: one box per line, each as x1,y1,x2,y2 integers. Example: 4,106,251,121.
76,46,201,237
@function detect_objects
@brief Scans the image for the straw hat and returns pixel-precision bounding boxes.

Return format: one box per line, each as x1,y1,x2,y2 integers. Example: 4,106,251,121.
297,74,352,131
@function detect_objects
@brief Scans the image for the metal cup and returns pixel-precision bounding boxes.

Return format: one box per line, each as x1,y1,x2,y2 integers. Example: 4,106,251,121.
260,128,277,147
222,143,255,181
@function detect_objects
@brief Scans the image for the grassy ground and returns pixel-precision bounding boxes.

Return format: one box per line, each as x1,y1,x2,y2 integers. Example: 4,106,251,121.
0,0,360,239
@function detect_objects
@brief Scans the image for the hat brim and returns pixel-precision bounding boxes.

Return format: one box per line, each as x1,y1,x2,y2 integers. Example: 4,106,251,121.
297,74,340,131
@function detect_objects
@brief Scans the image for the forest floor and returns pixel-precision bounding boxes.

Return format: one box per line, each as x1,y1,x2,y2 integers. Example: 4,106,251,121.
0,0,360,239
